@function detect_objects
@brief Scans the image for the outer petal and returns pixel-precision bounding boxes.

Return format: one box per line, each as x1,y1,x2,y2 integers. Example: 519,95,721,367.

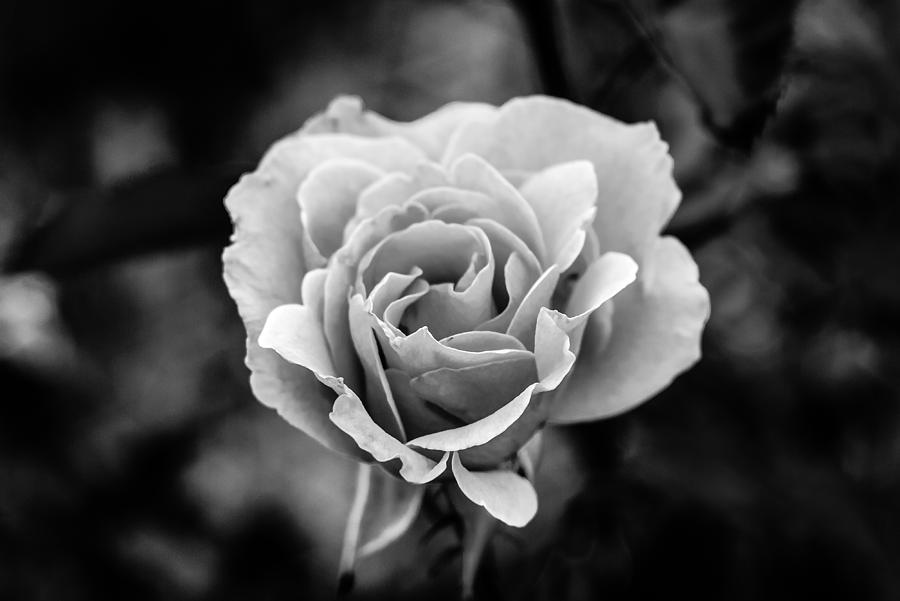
557,251,639,354
549,237,710,423
259,304,337,377
297,158,384,261
224,173,355,457
455,249,637,466
443,95,680,263
451,453,537,528
303,95,498,160
330,392,449,484
223,134,428,457
518,160,598,271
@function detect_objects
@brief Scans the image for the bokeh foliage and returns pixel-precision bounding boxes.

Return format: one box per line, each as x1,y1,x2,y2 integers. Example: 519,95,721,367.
2,1,900,600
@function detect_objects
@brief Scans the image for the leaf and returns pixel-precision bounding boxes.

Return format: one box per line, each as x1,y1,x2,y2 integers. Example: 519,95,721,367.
557,0,800,149
655,0,801,149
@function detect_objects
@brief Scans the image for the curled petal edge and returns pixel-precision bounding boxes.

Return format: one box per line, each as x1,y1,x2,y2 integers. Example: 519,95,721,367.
259,304,448,483
331,393,450,484
407,308,579,453
451,452,537,528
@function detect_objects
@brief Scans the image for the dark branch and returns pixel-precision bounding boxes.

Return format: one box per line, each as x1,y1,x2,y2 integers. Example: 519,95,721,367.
7,166,246,277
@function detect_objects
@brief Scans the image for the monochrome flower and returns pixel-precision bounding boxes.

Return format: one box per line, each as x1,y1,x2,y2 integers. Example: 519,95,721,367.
223,95,709,531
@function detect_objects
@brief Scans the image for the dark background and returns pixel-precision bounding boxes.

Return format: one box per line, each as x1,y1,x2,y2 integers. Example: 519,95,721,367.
2,0,900,599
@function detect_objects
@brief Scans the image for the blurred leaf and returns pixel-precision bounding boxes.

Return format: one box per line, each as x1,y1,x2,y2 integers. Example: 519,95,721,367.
563,0,800,149
654,0,801,149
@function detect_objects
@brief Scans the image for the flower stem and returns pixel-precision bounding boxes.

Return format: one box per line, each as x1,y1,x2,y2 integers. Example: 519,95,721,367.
337,463,372,597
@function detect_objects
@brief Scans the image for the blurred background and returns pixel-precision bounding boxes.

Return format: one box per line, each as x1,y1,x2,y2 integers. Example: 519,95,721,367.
2,0,900,599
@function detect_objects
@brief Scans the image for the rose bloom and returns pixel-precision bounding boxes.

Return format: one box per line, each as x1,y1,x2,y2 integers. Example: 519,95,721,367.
223,96,709,531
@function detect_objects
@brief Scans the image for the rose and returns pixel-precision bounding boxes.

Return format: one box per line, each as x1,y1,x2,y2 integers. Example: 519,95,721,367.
223,95,709,531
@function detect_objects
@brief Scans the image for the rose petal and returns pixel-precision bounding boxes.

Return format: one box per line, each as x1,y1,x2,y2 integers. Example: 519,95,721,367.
506,266,561,348
358,220,489,294
246,346,364,458
456,308,578,467
368,268,424,318
549,237,709,423
477,253,537,333
561,251,639,354
377,324,532,377
450,453,537,528
258,304,336,376
401,248,496,339
409,355,539,422
330,391,449,484
297,158,384,261
236,301,359,458
382,280,430,334
323,202,429,393
222,113,446,323
440,331,527,352
385,368,462,440
516,431,543,482
449,154,547,260
351,162,449,229
403,284,494,341
305,95,497,160
348,295,406,441
467,218,543,318
518,160,598,271
443,95,680,263
406,382,536,452
355,173,419,219
409,183,544,264
301,268,328,324
223,133,430,456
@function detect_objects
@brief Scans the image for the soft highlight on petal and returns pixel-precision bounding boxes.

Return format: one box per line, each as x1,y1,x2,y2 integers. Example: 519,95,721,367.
518,160,598,271
258,304,336,376
223,133,431,458
297,158,384,260
443,95,680,263
306,95,497,160
549,237,709,423
330,392,449,484
406,383,538,452
451,453,537,528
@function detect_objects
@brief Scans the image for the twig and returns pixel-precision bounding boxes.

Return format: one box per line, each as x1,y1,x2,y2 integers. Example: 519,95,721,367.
7,165,244,277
